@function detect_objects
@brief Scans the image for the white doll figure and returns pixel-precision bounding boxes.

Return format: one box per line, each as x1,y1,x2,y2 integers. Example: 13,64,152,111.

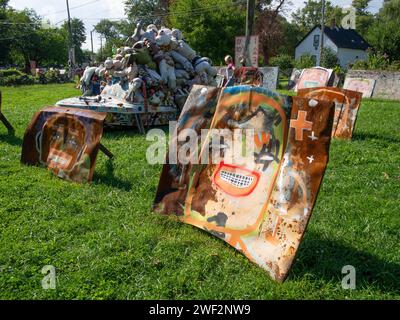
192,57,217,84
118,47,133,55
148,90,165,106
143,24,158,43
170,51,194,75
175,69,190,87
176,39,197,62
128,22,159,44
171,29,184,41
155,32,177,90
81,66,97,86
113,59,123,71
125,77,144,103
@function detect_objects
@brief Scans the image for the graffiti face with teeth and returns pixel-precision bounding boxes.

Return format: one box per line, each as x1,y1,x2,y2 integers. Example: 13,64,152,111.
37,114,92,181
187,87,291,235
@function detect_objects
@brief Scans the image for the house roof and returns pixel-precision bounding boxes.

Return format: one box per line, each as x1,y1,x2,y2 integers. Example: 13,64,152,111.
296,25,370,51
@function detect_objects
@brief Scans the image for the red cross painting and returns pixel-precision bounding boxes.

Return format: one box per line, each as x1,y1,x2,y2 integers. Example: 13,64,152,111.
290,110,313,141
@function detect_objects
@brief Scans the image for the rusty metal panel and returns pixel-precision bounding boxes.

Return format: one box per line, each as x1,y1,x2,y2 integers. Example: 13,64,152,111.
21,106,106,183
298,87,362,139
154,85,335,282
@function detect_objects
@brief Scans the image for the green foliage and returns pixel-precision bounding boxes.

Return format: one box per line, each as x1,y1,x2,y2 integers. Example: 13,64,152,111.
349,0,374,37
94,19,137,61
124,0,169,26
352,0,371,14
0,7,72,68
352,51,400,71
62,18,86,48
0,84,399,299
169,0,245,65
0,73,35,86
269,54,295,71
320,47,340,69
366,0,400,62
94,19,121,41
0,68,72,86
0,68,23,77
292,0,344,32
295,53,316,69
279,21,305,56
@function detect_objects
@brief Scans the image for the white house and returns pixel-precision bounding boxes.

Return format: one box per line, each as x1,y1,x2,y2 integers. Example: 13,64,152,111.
295,26,369,68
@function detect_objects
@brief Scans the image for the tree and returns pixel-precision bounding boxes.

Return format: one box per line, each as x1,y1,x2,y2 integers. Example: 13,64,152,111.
0,0,9,9
62,18,86,65
169,0,246,65
280,20,305,56
292,0,344,32
62,18,86,48
254,0,289,65
4,8,42,71
124,0,170,26
320,47,339,68
0,7,69,69
94,19,121,40
352,0,370,15
351,0,374,37
366,0,400,61
94,19,131,60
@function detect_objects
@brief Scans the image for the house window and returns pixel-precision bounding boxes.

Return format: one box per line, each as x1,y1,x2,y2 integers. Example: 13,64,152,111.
313,35,320,49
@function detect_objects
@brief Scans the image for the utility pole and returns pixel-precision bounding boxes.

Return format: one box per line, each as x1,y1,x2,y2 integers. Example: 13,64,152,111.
243,0,256,67
90,31,94,55
90,30,94,63
100,36,103,62
319,0,325,67
66,0,75,79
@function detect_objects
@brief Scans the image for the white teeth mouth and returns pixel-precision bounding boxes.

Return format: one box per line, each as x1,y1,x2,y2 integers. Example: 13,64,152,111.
220,170,254,188
49,155,68,166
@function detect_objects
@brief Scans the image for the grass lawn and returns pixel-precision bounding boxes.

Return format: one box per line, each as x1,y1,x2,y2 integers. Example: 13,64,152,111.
0,84,399,299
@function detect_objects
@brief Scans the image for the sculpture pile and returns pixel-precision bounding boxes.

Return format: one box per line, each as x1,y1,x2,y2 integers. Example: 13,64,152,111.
80,23,218,109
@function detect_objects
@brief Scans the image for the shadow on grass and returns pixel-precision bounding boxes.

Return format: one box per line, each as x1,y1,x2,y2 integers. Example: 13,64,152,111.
352,132,400,144
0,133,22,147
93,159,132,191
291,232,400,294
103,125,170,140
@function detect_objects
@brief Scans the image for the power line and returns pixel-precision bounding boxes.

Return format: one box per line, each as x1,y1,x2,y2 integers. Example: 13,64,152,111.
81,0,243,21
41,0,101,18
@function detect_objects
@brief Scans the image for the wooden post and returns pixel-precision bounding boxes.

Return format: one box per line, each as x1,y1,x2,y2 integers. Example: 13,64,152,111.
99,143,114,159
0,91,15,134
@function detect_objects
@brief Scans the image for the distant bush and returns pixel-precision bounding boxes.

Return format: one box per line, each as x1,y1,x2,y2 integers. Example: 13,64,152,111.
295,54,316,69
0,68,24,78
320,47,340,69
352,51,400,71
270,54,295,71
0,68,72,86
0,73,35,86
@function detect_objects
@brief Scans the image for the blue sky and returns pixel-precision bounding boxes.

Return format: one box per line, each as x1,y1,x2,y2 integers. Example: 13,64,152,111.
8,0,384,51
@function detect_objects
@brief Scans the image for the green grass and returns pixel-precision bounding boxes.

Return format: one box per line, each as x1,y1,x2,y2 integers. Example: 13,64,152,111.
0,84,399,300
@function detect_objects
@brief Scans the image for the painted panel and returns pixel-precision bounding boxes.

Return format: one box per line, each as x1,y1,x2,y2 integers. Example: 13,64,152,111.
154,85,335,282
343,77,376,98
21,106,106,183
298,87,363,139
260,67,279,91
295,67,333,91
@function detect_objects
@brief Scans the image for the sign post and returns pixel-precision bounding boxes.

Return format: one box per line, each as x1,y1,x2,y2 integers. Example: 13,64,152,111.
235,35,259,67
